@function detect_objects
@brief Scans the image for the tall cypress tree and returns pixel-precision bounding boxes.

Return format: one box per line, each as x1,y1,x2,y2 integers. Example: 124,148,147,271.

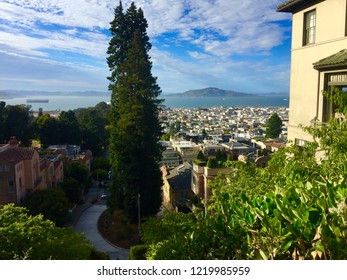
107,1,127,91
107,2,163,220
265,113,283,138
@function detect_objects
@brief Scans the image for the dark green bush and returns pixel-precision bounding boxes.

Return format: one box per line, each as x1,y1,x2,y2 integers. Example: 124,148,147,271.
128,245,148,260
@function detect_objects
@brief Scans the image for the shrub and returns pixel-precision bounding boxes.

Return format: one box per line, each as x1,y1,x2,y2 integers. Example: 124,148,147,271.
193,159,206,166
128,245,148,260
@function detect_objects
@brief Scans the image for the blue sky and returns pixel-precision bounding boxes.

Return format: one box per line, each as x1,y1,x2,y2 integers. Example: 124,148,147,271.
0,0,292,94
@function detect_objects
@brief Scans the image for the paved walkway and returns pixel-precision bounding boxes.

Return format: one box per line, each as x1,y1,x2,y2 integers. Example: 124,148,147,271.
74,204,130,260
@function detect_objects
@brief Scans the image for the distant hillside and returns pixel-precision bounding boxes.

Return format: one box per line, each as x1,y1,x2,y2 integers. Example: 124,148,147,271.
165,87,252,97
0,90,110,99
0,91,14,99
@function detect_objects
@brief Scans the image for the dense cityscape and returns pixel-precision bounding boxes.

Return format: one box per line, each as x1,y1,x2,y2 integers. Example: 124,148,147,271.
161,106,288,136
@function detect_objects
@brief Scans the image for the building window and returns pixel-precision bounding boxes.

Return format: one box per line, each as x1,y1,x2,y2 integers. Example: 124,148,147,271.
303,10,316,45
323,73,347,122
8,181,15,193
295,139,307,147
323,86,347,122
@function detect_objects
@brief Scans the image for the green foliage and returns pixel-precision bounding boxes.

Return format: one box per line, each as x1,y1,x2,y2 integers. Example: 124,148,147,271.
193,159,207,166
196,150,206,161
91,169,109,182
169,121,181,136
32,102,110,152
0,104,33,145
129,245,148,260
68,162,90,186
160,133,170,141
215,150,228,164
33,113,60,146
201,128,208,139
75,103,110,156
58,110,81,145
91,156,111,171
206,158,216,168
60,177,83,204
24,188,69,227
107,2,163,220
265,113,283,138
0,204,105,259
323,87,347,115
142,212,196,259
206,155,227,168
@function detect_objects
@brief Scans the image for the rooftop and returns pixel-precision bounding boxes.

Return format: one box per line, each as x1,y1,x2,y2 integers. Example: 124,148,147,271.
166,162,192,190
277,0,325,13
313,49,347,70
0,147,36,164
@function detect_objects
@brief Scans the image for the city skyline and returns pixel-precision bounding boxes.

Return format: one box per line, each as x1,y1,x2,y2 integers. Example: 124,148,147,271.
0,0,291,94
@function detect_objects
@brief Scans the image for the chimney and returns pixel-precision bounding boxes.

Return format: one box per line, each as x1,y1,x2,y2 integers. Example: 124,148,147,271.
8,136,19,148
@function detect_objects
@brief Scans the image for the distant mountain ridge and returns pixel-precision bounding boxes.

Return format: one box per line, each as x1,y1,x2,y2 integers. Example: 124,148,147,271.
165,87,251,97
0,88,288,99
0,90,110,99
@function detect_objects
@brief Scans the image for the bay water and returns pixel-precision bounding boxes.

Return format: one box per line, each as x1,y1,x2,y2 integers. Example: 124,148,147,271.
1,95,289,111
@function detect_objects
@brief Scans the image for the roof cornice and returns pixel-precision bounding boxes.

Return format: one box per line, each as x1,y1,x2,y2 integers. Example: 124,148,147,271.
277,0,325,13
313,49,347,71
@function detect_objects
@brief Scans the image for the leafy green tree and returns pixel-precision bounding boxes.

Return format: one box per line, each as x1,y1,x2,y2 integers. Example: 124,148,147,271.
62,162,90,201
160,133,170,141
91,169,109,182
196,150,206,161
169,121,181,136
75,103,110,156
0,204,107,260
2,104,33,146
58,110,81,144
33,113,60,146
60,177,83,204
38,107,43,117
91,156,111,172
69,162,90,186
141,212,196,260
107,3,163,220
24,188,69,227
265,113,283,138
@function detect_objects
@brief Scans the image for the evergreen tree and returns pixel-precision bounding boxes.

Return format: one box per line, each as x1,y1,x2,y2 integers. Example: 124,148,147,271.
107,1,127,91
107,2,163,220
265,113,283,138
107,1,150,91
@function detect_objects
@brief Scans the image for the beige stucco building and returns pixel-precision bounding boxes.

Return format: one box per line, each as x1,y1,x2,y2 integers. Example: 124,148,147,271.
0,137,64,205
277,0,347,144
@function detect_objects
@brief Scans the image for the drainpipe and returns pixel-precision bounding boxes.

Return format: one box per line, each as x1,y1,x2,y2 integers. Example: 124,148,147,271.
315,70,321,122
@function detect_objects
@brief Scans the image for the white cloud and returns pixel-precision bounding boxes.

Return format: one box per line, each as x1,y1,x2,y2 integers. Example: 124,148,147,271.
0,0,289,58
151,47,290,94
0,0,291,92
0,50,108,91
